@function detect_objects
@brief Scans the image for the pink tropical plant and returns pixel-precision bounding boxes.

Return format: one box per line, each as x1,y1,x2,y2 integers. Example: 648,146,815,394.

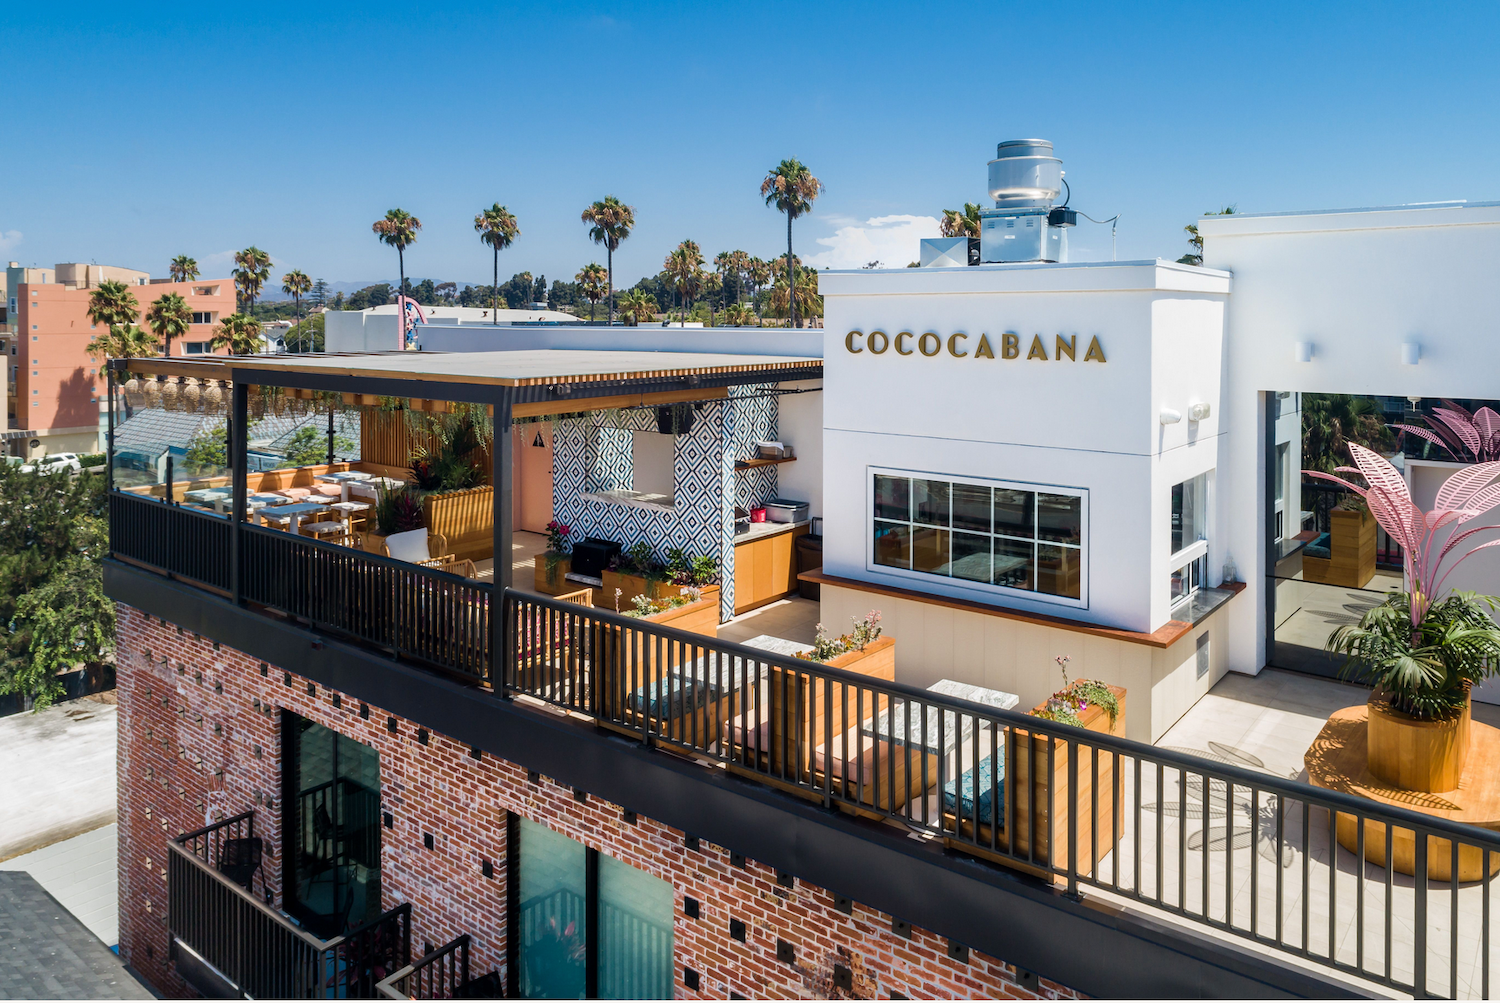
1309,443,1500,719
1391,399,1500,463
1306,442,1500,623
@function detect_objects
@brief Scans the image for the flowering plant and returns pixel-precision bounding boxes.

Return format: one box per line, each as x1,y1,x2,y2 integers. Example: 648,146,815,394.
621,586,703,618
797,610,882,663
544,519,571,555
1030,656,1119,728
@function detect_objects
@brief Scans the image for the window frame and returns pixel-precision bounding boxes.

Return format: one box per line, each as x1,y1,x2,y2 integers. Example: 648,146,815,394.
865,466,1089,609
1168,470,1213,609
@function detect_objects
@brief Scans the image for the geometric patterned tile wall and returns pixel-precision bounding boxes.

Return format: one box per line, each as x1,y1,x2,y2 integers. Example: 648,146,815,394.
552,387,782,621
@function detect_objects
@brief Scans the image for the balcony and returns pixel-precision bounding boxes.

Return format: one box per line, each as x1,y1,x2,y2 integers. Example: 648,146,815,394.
167,811,414,998
107,353,1500,998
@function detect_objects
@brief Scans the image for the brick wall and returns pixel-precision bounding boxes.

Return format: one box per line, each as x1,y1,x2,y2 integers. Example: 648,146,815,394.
117,605,1082,1000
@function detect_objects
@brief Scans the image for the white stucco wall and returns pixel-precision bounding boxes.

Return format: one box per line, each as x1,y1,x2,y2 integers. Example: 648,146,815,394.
1204,202,1500,674
819,260,1230,634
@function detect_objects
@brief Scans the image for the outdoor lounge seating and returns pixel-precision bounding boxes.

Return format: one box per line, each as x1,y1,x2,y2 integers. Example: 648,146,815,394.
812,725,938,813
381,528,477,579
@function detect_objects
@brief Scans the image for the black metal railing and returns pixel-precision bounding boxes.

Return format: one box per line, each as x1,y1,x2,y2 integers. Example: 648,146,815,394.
110,490,233,593
241,524,491,684
376,935,470,1000
505,588,1500,999
169,812,412,999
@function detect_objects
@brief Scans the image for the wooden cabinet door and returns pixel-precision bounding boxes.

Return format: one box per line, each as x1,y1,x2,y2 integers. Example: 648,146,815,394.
734,542,756,613
751,537,774,609
769,531,794,595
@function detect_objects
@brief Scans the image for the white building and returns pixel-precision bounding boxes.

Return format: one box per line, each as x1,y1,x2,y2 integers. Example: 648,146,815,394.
324,304,583,353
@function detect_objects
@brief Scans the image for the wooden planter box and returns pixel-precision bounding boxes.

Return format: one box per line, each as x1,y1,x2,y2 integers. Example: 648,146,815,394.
423,485,493,563
601,569,671,604
534,555,572,595
593,590,726,747
1303,508,1376,589
722,637,899,785
944,684,1127,879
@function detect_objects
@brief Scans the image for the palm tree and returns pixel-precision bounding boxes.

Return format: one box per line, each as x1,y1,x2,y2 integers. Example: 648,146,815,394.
145,293,192,357
211,313,265,356
373,209,422,310
1302,394,1396,474
576,263,607,323
86,280,140,333
581,196,636,325
281,270,312,351
232,247,271,314
702,271,723,326
169,255,200,284
761,158,823,329
715,249,751,305
769,266,821,327
747,256,773,321
473,203,519,325
663,240,704,325
85,324,159,363
723,303,754,327
617,289,658,326
940,203,983,238
1178,205,1238,266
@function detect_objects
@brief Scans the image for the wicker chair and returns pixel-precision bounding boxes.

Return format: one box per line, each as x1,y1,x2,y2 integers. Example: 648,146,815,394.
381,528,478,578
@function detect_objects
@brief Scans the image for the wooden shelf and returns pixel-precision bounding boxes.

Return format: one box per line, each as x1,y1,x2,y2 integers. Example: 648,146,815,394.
734,457,797,470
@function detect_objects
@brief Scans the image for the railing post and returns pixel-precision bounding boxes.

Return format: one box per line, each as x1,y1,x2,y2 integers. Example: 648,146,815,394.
1067,737,1079,898
230,381,248,607
105,366,116,496
492,392,513,693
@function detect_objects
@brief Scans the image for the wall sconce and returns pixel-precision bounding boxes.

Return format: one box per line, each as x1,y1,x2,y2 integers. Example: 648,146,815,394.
1159,406,1182,425
1294,341,1313,363
532,430,545,447
1401,342,1421,366
1188,402,1211,422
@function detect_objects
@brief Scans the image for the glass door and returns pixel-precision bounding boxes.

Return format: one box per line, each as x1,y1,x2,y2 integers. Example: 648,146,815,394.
283,713,382,937
513,818,673,999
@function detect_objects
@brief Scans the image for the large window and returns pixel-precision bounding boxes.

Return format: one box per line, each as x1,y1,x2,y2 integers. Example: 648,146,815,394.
514,818,673,999
1169,471,1211,607
871,470,1085,603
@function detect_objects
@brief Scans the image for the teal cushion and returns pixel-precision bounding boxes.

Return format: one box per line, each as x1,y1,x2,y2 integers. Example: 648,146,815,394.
942,750,1005,823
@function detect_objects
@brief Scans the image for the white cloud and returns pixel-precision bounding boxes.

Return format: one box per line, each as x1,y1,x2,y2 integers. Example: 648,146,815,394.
0,230,22,254
803,214,941,270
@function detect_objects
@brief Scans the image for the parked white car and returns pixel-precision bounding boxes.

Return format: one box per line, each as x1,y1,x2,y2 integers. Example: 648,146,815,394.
19,452,82,474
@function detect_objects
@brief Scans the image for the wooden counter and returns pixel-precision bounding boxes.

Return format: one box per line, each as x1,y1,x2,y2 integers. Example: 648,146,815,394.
733,522,810,613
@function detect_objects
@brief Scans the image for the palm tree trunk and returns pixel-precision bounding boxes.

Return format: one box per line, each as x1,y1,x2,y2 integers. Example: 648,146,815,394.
787,214,797,329
492,248,499,325
606,249,614,326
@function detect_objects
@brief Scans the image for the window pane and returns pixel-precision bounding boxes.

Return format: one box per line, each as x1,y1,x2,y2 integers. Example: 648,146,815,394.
950,531,991,582
518,819,588,999
1037,493,1082,544
993,537,1034,590
951,483,991,534
598,853,674,1000
1037,544,1082,599
911,527,950,574
873,475,910,521
1171,473,1208,554
873,520,911,568
913,479,950,526
993,489,1034,539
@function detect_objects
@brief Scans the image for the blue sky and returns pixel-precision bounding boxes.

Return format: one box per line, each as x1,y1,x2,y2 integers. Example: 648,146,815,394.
4,1,1499,292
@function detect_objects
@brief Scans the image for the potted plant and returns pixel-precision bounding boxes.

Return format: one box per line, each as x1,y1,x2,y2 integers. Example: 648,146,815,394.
794,610,893,675
601,542,670,603
410,410,495,562
1313,443,1500,792
363,485,425,554
1302,497,1376,589
534,520,572,594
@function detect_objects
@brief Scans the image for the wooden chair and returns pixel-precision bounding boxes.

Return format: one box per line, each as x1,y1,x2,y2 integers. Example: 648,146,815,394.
300,519,350,546
382,528,477,578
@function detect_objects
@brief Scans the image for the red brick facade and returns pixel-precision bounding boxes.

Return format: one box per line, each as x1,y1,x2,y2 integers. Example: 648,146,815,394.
117,605,1082,1000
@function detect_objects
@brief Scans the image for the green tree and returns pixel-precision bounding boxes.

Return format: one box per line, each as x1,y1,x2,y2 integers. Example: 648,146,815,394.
747,256,773,321
310,278,329,309
664,240,705,324
0,465,107,709
286,312,325,353
85,281,159,376
283,425,354,467
940,203,983,238
576,263,607,322
1302,394,1396,474
233,246,272,314
581,196,636,325
1177,205,1237,266
474,203,520,325
761,158,823,329
345,284,392,311
211,313,264,355
169,255,200,283
282,269,312,349
145,292,192,357
617,288,658,326
373,209,421,313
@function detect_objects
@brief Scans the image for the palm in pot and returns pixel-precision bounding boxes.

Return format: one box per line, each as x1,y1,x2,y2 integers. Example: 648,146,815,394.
1310,443,1500,790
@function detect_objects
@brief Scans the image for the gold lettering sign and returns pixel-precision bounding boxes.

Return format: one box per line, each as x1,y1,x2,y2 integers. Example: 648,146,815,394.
844,331,1107,363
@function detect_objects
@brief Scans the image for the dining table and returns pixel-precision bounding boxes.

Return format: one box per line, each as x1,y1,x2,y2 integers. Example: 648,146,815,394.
257,501,334,534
